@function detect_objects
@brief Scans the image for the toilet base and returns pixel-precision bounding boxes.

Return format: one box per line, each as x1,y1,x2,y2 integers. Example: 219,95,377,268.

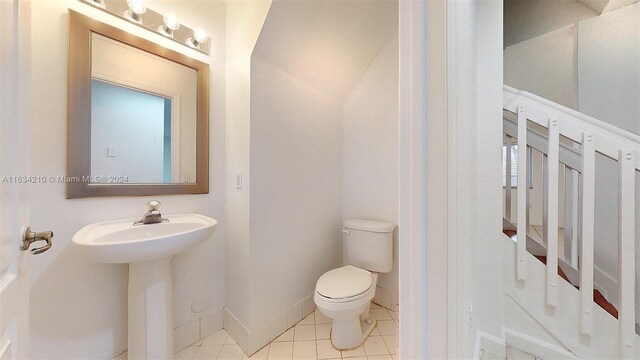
330,318,377,351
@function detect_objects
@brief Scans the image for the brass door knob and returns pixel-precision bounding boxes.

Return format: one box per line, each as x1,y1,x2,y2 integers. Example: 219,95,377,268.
21,226,54,255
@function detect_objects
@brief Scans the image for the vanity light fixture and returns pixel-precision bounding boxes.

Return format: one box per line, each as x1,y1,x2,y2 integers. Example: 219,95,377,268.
78,0,211,55
158,14,180,38
124,0,147,24
187,28,208,49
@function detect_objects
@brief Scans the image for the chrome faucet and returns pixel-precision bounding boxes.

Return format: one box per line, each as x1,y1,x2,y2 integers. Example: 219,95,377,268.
133,200,168,225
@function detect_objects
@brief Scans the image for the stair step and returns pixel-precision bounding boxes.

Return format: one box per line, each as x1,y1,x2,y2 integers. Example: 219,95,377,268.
503,228,619,319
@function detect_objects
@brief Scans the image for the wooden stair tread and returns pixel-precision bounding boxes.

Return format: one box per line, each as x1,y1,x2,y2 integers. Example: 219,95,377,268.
503,228,619,319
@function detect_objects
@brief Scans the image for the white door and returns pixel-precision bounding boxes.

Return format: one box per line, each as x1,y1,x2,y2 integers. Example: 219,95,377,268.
0,0,31,358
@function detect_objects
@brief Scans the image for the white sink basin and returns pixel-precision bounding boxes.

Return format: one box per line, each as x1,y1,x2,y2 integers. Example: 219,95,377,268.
72,213,217,359
72,213,217,263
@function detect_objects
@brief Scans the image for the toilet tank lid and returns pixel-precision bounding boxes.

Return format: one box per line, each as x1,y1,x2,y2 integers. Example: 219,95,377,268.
344,219,396,233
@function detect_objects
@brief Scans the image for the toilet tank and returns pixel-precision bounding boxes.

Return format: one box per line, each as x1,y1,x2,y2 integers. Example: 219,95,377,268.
344,219,395,273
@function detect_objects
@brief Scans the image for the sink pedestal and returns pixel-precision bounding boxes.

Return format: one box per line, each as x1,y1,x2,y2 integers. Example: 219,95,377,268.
128,257,174,359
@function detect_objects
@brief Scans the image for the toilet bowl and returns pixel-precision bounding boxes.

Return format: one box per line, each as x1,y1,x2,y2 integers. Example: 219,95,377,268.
315,265,379,349
314,219,395,350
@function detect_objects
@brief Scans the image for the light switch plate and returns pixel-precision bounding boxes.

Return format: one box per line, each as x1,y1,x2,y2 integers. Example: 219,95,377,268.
107,146,118,157
235,171,242,189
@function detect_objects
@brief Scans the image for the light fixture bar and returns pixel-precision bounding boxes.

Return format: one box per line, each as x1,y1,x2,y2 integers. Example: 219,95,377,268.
80,0,211,55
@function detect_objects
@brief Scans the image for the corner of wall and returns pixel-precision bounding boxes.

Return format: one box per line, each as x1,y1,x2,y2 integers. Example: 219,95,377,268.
174,308,225,352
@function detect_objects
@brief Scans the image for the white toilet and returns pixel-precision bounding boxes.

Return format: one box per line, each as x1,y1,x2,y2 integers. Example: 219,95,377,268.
314,219,395,350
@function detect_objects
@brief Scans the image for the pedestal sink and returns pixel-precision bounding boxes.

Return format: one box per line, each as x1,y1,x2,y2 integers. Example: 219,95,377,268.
72,214,217,359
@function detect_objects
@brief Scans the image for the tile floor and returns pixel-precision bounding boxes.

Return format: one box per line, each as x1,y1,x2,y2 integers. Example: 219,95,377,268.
177,303,398,360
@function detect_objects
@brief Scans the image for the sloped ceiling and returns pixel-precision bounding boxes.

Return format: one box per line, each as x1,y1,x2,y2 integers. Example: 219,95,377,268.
505,0,639,47
577,0,611,13
578,0,639,13
252,0,398,100
504,0,597,47
601,0,640,12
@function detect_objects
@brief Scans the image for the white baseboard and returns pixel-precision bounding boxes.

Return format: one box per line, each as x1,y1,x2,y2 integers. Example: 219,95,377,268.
223,308,250,353
222,287,398,357
224,291,316,356
113,308,225,359
373,286,399,311
174,308,224,352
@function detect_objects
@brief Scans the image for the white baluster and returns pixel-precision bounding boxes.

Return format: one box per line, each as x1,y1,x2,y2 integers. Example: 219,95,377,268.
516,105,528,281
571,168,579,268
505,137,513,222
580,132,595,336
542,155,548,248
618,149,636,359
563,165,573,265
546,118,559,307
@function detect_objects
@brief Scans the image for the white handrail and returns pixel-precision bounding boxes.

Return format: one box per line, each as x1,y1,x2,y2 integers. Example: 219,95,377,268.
504,86,640,170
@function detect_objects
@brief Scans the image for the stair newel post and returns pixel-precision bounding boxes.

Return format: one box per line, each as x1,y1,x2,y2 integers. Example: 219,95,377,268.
546,117,560,308
618,149,636,359
505,136,513,222
580,131,595,337
516,105,528,281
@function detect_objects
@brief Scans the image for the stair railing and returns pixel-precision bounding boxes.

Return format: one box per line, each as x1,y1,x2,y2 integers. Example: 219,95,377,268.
503,85,639,358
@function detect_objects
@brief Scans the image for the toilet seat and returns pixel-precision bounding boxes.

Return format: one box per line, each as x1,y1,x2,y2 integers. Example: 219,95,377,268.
316,265,372,301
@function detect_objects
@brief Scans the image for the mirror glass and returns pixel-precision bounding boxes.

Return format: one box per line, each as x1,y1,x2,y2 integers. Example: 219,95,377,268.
90,33,197,184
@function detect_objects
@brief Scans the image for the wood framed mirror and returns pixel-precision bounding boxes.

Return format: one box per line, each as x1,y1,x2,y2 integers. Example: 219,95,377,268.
67,10,209,198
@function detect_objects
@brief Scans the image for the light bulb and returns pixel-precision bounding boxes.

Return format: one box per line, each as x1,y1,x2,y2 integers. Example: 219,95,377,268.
126,0,146,15
193,28,208,43
163,14,180,31
124,0,146,23
187,27,208,48
158,14,180,37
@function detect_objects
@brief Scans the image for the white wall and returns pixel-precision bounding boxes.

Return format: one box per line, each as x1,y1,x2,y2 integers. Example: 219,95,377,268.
224,0,272,330
448,1,506,357
343,31,399,307
473,0,506,348
27,1,226,358
577,3,639,135
504,0,596,47
504,25,577,109
249,58,344,327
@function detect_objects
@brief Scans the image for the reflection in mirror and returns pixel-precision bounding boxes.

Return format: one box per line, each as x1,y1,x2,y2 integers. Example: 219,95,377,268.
91,80,173,183
90,33,197,184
